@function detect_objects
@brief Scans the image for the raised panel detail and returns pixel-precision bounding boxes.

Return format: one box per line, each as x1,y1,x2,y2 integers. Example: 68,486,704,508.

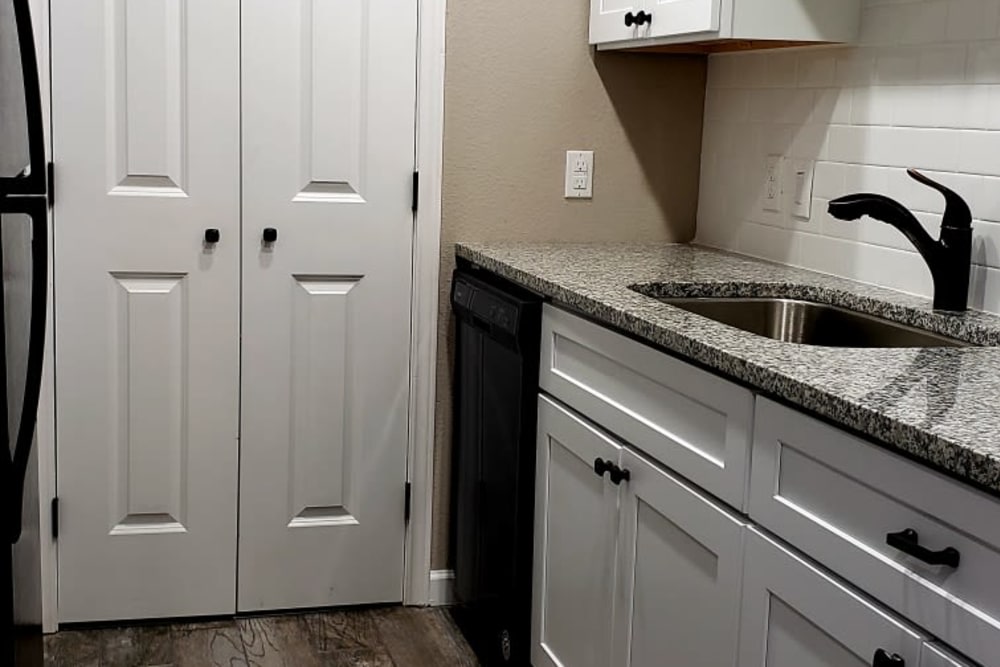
294,0,368,204
108,0,188,197
288,276,363,527
110,273,188,535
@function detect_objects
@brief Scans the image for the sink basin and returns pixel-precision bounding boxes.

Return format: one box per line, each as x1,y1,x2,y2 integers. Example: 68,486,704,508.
658,297,970,348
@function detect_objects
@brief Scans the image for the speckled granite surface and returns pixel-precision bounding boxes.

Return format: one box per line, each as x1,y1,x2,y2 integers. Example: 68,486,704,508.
456,241,1000,495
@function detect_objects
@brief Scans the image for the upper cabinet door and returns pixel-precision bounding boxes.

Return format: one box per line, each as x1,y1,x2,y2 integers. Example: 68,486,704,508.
590,0,647,45
739,529,926,667
237,0,418,612
52,0,242,622
646,0,721,38
533,396,622,667
613,448,745,667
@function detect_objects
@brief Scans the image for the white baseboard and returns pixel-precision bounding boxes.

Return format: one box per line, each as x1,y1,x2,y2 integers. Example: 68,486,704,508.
428,569,455,606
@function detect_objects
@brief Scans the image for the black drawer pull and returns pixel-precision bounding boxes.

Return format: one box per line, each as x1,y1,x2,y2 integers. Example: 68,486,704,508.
886,529,960,568
593,458,612,478
204,228,220,244
608,464,631,485
873,648,905,666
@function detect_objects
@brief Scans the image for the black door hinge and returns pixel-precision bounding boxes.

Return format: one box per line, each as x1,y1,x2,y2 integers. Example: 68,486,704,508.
51,497,59,539
411,171,419,213
46,161,54,208
404,481,412,523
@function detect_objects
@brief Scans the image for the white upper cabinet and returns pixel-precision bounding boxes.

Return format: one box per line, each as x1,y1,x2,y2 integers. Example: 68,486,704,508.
590,0,861,52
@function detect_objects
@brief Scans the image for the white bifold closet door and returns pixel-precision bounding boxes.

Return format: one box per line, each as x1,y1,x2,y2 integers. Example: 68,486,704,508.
52,0,418,621
236,0,418,611
52,0,242,622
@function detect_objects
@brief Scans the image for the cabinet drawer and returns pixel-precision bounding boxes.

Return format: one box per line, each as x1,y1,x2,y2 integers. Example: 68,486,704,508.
750,398,1000,666
739,528,926,667
540,305,754,509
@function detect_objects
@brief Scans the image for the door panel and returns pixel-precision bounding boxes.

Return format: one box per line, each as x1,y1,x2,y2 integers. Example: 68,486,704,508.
109,274,187,534
647,0,721,39
532,396,620,667
614,449,744,667
738,529,926,667
590,0,646,45
53,0,241,622
238,0,418,611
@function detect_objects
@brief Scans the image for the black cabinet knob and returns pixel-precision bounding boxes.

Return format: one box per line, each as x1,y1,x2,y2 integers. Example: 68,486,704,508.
873,649,905,667
609,464,631,485
263,227,278,243
594,458,612,478
625,10,652,27
204,228,220,244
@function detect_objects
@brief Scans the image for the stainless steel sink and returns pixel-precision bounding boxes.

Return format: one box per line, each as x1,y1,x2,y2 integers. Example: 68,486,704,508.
659,297,970,348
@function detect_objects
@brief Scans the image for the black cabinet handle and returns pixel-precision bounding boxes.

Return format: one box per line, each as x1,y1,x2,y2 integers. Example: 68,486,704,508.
873,649,905,666
608,464,631,485
204,228,220,244
263,227,278,243
593,458,612,478
885,529,960,568
625,10,652,26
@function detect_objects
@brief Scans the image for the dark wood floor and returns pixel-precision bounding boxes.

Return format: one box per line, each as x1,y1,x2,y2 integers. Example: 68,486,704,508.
42,607,479,667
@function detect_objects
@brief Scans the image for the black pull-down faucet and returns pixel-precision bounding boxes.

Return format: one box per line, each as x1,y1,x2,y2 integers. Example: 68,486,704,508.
827,169,973,312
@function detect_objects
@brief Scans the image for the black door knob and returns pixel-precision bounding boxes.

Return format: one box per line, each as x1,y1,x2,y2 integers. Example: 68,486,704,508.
262,227,278,243
624,11,636,26
204,228,220,244
873,649,905,667
593,458,612,478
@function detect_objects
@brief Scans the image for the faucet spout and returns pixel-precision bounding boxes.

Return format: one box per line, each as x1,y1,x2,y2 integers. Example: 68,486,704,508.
828,193,941,263
827,169,972,312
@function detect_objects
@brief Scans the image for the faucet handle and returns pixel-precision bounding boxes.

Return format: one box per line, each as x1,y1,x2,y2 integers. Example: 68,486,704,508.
907,169,972,229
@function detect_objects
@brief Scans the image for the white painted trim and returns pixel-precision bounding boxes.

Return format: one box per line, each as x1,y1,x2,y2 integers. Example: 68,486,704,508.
428,569,455,607
403,0,446,607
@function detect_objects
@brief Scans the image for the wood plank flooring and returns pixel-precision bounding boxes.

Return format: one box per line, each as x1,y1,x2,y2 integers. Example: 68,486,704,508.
43,607,479,667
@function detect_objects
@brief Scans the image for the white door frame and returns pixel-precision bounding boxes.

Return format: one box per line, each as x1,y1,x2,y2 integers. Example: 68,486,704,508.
404,0,448,606
34,0,446,623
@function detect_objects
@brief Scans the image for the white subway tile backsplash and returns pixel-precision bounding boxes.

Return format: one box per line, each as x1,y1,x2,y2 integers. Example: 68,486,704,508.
696,0,1000,313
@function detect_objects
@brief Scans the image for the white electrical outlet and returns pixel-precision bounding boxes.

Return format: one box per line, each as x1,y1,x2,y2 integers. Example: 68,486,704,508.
791,159,814,220
764,155,783,213
565,150,594,199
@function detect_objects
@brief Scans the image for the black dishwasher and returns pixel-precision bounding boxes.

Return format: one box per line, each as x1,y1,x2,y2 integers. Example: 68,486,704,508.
449,266,542,667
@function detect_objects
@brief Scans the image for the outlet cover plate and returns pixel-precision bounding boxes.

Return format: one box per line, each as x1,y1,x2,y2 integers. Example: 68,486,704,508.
565,150,594,199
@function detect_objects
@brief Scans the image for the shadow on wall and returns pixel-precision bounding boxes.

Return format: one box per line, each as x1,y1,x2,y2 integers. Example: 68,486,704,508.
593,50,708,235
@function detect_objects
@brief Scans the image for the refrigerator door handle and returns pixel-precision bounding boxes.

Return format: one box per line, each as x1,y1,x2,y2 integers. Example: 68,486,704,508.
2,0,47,197
4,198,48,544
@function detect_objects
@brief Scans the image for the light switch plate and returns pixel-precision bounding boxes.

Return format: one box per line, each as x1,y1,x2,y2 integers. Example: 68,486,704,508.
764,155,783,213
791,159,814,220
565,150,594,199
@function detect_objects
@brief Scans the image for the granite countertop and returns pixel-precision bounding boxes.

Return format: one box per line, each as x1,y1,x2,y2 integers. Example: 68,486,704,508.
456,241,1000,496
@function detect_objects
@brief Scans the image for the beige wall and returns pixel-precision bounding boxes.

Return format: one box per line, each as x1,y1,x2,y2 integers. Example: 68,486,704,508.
431,1,708,568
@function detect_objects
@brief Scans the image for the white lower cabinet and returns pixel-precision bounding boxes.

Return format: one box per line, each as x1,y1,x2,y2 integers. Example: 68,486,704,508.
535,307,990,667
533,394,745,667
739,528,926,667
613,448,745,667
